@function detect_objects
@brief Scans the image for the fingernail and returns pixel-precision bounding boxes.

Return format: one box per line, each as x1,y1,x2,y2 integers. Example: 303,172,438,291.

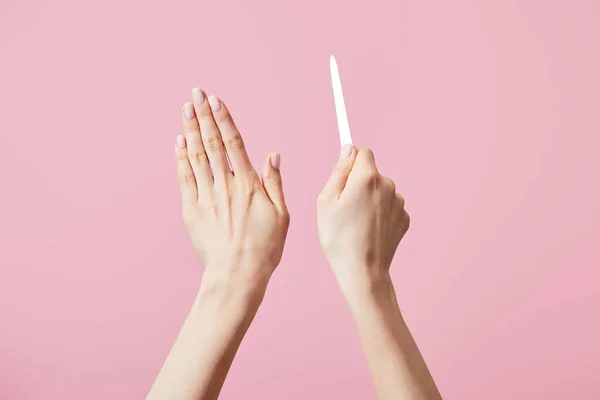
176,135,186,149
192,88,205,104
183,102,195,120
208,95,221,112
270,152,281,170
340,144,353,159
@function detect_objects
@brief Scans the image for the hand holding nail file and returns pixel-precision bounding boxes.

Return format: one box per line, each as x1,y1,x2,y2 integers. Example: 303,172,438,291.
330,55,353,146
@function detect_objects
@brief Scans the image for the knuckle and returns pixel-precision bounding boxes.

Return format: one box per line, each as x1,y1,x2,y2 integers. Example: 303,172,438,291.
361,148,374,157
179,171,196,186
362,171,380,187
356,148,376,169
203,136,222,152
335,161,353,176
268,172,282,185
281,211,291,226
358,148,375,163
397,194,406,208
245,171,260,185
189,149,209,166
176,149,188,161
201,200,218,214
242,180,257,197
215,111,234,124
383,176,396,192
225,135,245,150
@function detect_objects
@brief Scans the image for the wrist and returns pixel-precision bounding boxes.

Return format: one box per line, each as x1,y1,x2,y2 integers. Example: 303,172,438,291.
202,261,270,295
195,269,268,316
335,266,392,297
337,270,398,310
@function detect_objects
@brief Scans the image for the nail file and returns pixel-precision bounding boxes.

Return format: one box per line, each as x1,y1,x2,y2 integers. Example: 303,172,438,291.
330,55,353,146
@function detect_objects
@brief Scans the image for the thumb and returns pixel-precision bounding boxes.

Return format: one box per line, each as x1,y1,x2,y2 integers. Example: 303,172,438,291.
262,152,287,215
320,144,357,199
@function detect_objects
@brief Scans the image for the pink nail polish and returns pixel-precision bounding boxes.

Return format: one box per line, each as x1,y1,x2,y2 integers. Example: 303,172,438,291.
270,152,281,170
340,144,353,159
192,88,205,104
176,135,186,149
208,95,221,112
183,102,195,120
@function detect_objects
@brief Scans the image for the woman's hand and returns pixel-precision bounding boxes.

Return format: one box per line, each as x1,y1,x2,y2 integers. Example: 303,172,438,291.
317,146,409,290
148,90,290,400
317,146,441,400
176,90,290,291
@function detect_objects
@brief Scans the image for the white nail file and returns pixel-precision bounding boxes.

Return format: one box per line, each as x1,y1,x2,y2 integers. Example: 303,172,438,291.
330,55,353,146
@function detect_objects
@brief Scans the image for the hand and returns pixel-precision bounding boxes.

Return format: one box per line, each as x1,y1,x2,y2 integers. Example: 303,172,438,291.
176,90,290,291
148,90,290,400
317,146,409,290
318,147,441,400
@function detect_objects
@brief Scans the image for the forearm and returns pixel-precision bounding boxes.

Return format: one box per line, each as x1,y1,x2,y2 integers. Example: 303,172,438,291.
342,273,441,400
147,273,266,400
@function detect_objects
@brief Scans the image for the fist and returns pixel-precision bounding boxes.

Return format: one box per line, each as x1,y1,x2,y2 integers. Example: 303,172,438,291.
317,146,409,288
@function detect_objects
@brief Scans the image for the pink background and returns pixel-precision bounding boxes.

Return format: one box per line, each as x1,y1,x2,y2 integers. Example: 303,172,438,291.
1,0,599,398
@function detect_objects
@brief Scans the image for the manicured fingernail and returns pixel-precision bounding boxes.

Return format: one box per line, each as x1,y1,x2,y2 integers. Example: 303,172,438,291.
208,95,221,112
270,152,280,170
340,144,353,159
176,135,186,149
183,102,195,120
192,88,205,104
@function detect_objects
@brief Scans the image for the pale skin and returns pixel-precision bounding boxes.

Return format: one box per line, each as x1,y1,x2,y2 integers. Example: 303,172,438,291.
146,88,441,399
318,147,442,400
